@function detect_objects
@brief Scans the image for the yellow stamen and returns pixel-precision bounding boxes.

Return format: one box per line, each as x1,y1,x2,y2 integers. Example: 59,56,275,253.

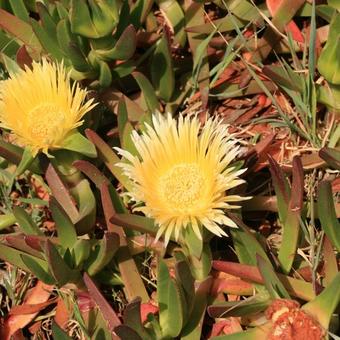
159,163,204,212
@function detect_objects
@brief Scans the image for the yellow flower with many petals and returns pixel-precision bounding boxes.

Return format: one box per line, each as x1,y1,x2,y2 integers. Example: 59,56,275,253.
0,59,96,156
117,114,249,246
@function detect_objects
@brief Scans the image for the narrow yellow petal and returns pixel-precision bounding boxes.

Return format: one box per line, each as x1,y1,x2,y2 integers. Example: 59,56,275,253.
0,59,95,155
118,114,250,245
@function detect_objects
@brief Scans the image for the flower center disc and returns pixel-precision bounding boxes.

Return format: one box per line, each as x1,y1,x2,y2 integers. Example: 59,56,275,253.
28,104,65,143
159,163,204,212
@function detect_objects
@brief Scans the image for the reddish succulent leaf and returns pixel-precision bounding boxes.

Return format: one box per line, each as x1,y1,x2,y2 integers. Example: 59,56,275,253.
319,147,340,170
266,0,304,43
83,273,121,332
85,129,133,191
114,325,142,340
101,183,149,302
110,213,158,236
16,45,33,70
332,177,340,193
245,133,276,172
140,302,158,324
210,319,242,337
73,160,109,189
253,133,276,157
0,9,41,55
24,235,54,252
253,0,305,60
268,154,290,224
9,298,57,315
290,156,304,211
5,234,44,259
76,291,96,314
54,297,70,329
0,139,24,165
121,297,153,339
212,261,316,301
101,183,121,234
211,274,254,296
45,164,79,223
277,156,303,274
1,281,53,340
268,155,290,204
9,329,25,340
258,94,272,107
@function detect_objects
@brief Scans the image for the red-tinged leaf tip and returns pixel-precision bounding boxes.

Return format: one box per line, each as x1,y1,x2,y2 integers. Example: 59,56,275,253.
267,154,290,204
83,273,121,331
290,155,304,211
73,160,109,188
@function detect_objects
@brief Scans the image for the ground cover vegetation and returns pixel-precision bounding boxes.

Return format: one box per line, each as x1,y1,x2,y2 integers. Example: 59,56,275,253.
0,0,339,339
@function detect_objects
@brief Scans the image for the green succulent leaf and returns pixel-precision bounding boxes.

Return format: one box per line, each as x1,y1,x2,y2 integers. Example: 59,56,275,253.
15,147,35,176
70,0,119,38
0,213,16,230
95,24,137,61
61,131,97,158
45,240,81,286
317,13,340,84
50,197,77,250
328,0,340,10
132,72,160,113
56,19,91,73
98,60,112,88
21,254,55,285
302,272,340,329
72,239,91,267
71,179,97,235
208,294,270,318
181,277,212,339
86,232,120,276
278,156,303,274
157,0,186,47
110,213,158,237
317,181,340,251
118,97,139,156
36,2,57,37
130,0,154,28
151,30,175,102
256,254,290,299
13,206,43,236
158,260,183,338
8,0,30,23
0,243,45,273
30,18,65,62
51,322,73,340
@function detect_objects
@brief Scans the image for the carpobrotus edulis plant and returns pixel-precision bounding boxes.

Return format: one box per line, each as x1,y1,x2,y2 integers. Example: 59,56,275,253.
0,59,96,156
116,114,250,246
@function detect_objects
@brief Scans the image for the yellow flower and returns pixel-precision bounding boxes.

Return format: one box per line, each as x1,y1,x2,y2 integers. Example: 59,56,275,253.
0,59,96,156
117,114,249,246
